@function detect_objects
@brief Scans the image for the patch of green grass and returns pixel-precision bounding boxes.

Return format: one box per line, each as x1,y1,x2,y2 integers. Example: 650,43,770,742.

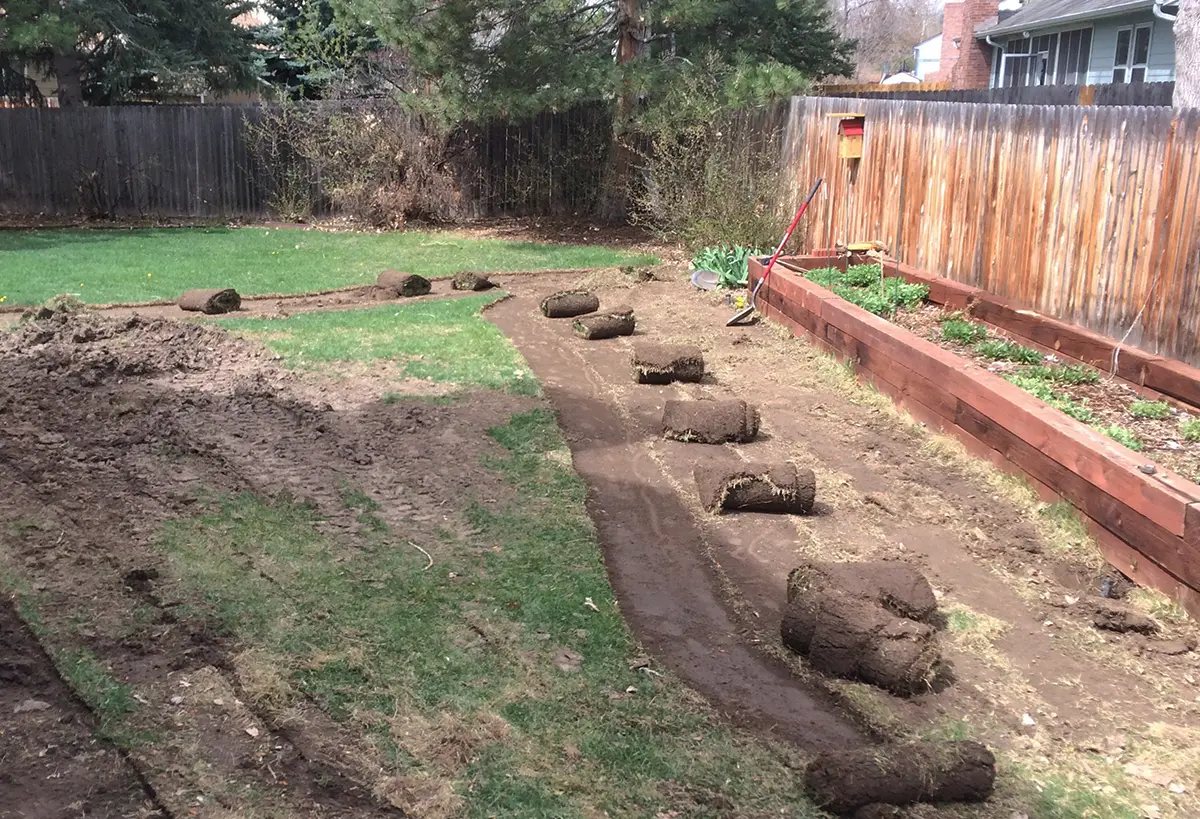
56,650,140,741
222,295,538,395
1128,400,1171,420
975,338,1045,364
1180,418,1200,442
940,318,989,344
0,227,655,305
153,411,817,817
1098,425,1144,451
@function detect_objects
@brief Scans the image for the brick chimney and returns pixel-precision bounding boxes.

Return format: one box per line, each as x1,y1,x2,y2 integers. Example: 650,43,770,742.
942,0,1001,89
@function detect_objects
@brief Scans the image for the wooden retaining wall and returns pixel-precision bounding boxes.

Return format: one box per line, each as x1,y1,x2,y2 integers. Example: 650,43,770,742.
751,255,1200,615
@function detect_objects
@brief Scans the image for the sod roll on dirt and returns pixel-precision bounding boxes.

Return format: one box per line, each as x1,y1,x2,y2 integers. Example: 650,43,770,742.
803,740,997,815
573,306,635,340
177,288,241,315
452,271,495,291
375,270,431,298
781,560,942,695
662,399,760,444
541,290,600,318
631,342,705,384
694,461,815,514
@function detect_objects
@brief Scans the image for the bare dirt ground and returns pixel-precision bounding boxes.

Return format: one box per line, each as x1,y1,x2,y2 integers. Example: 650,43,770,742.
0,308,536,817
488,269,1200,817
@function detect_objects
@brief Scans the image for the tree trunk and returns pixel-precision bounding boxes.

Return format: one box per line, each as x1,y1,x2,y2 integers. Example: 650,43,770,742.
1176,0,1200,108
53,51,85,107
595,0,644,223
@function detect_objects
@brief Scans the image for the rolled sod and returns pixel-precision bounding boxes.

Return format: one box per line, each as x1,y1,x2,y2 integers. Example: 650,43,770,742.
376,270,431,298
541,290,599,318
662,399,760,444
452,271,495,291
803,741,997,815
694,461,816,514
781,560,942,696
177,288,241,314
631,342,705,384
573,307,635,340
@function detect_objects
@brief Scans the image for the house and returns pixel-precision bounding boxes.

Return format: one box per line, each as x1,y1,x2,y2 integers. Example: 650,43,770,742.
913,34,943,80
882,71,923,85
934,0,1179,89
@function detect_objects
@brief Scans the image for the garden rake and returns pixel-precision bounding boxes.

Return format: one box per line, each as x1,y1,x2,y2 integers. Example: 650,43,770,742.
726,177,823,326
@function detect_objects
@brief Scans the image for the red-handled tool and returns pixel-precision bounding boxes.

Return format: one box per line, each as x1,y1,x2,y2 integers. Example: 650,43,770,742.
726,177,823,326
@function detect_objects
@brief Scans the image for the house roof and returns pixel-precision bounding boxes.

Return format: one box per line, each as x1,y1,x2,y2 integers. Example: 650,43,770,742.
975,0,1169,38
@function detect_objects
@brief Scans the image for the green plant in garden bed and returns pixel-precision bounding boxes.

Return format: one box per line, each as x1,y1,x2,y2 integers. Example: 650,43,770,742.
1022,364,1101,386
804,264,930,317
1129,400,1171,420
1180,419,1200,442
691,244,758,288
1005,374,1094,423
940,318,989,344
1099,425,1144,451
974,338,1045,365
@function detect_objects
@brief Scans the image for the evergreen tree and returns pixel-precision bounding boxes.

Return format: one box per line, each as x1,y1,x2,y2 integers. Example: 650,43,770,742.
261,0,382,99
0,0,260,105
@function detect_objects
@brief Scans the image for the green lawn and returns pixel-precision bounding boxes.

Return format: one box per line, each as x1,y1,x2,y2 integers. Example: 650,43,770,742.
0,226,654,306
221,294,538,395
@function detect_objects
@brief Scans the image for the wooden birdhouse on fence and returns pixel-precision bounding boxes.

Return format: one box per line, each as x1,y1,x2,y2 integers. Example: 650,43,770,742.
828,113,865,160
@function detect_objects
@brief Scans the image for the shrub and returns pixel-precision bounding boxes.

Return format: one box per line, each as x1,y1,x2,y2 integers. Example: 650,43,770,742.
940,318,988,345
1099,425,1144,451
842,263,883,287
1180,419,1200,442
691,244,759,288
974,338,1044,364
1129,400,1171,420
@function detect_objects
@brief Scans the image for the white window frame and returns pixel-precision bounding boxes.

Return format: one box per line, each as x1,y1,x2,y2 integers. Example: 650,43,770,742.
1113,23,1153,84
993,27,1094,88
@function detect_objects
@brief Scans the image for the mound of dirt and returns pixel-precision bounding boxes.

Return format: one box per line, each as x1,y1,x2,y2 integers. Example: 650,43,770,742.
803,740,996,815
781,560,942,695
1,310,259,387
541,290,600,318
178,288,241,314
452,272,496,292
694,461,815,514
573,307,635,340
376,271,431,298
662,399,760,444
631,343,705,384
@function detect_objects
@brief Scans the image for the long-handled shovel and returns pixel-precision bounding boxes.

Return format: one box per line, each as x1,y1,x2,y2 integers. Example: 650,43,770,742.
726,177,823,326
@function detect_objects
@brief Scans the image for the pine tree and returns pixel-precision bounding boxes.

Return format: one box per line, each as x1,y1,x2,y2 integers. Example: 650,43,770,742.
261,0,382,99
0,0,261,105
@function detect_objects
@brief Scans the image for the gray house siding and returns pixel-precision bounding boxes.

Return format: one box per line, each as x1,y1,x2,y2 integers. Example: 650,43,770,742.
1086,13,1175,84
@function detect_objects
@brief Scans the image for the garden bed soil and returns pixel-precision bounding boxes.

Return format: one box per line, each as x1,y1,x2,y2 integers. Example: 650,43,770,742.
488,269,1200,818
893,304,1200,482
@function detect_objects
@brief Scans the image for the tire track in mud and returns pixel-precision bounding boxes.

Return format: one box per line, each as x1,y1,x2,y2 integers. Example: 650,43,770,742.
487,296,867,751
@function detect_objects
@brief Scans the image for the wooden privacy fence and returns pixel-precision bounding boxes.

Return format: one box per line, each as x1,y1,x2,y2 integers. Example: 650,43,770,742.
781,96,1200,367
0,103,612,219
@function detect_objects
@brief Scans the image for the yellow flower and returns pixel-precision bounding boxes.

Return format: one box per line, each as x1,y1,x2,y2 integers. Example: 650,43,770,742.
0,296,6,302
147,273,153,278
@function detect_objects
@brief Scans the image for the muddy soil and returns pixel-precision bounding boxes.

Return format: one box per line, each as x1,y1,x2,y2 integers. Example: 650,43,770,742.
488,271,1200,815
0,308,537,816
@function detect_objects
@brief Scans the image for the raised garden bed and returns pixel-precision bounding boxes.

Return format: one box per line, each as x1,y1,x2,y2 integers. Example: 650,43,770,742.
751,254,1200,617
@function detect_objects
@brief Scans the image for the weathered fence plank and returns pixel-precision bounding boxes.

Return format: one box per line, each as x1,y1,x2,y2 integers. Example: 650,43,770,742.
784,95,1200,367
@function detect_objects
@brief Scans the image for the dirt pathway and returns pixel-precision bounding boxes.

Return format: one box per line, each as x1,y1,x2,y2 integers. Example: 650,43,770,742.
489,273,1200,813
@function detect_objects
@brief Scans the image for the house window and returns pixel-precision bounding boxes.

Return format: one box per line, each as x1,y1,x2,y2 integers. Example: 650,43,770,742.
994,28,1091,88
1113,24,1151,83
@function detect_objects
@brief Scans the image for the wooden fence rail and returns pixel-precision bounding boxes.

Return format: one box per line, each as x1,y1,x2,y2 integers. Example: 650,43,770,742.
780,96,1200,367
816,82,1175,106
0,103,611,219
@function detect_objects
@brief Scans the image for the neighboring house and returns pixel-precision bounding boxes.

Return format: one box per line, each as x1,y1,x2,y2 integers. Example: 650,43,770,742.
882,71,923,84
934,0,1179,89
976,0,1178,88
913,34,943,80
